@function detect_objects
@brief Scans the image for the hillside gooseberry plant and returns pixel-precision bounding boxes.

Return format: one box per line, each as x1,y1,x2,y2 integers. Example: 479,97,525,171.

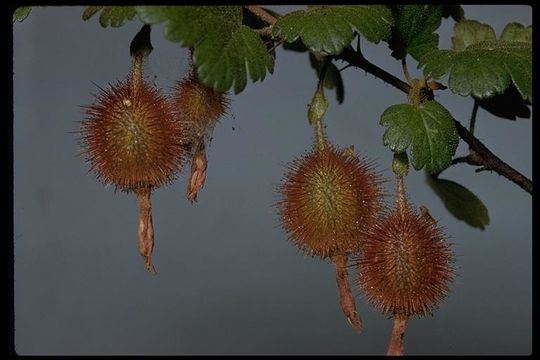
15,5,532,355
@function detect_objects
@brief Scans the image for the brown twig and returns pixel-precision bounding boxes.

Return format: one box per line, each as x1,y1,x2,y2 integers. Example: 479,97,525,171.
450,155,482,167
244,5,277,25
337,47,411,93
254,26,273,37
453,121,532,193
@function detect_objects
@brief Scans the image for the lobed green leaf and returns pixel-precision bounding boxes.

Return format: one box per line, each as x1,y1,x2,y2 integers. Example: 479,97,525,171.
136,6,273,94
272,5,393,55
419,20,532,102
380,101,459,174
388,5,444,61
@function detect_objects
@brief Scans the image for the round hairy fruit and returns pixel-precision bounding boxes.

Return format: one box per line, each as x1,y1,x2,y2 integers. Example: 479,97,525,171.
278,145,384,258
356,197,455,316
81,79,183,191
173,71,229,140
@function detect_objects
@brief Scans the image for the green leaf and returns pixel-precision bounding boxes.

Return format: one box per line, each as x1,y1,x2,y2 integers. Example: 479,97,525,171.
426,176,490,230
82,6,137,28
195,25,274,94
137,6,241,45
388,5,444,61
451,20,496,51
500,22,532,42
309,53,344,104
392,152,410,177
282,39,310,52
136,6,273,94
419,20,532,102
13,6,32,22
272,5,393,55
82,6,102,21
380,101,459,174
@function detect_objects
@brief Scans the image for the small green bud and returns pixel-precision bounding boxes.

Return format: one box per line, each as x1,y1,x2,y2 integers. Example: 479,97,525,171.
392,152,409,177
308,88,329,125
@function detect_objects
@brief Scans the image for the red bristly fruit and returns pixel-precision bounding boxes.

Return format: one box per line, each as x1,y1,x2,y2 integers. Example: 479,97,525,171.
173,69,229,141
356,177,455,317
81,78,183,191
278,144,384,258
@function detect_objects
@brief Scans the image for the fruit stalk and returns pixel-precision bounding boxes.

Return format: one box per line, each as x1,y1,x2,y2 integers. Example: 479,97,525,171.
332,254,362,333
314,120,328,152
387,313,408,356
131,55,144,95
395,175,407,215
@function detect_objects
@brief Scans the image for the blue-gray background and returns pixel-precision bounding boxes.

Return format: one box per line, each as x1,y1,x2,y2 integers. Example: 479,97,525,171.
13,6,532,355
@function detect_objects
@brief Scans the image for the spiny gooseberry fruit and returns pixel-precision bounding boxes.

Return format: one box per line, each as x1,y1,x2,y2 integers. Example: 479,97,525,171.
356,176,455,317
173,68,229,142
278,143,384,333
81,78,183,191
81,76,185,273
278,144,384,259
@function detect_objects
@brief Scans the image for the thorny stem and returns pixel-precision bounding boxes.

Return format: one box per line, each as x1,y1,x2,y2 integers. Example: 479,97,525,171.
331,254,362,333
338,47,411,93
254,26,273,37
451,154,482,167
453,121,532,193
387,313,409,356
135,188,156,275
244,5,277,26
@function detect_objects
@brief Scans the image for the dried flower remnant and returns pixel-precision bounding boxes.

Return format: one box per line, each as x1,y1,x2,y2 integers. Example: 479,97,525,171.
186,141,208,203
